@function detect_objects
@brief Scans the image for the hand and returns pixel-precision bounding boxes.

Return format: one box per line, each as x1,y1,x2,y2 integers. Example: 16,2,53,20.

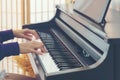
13,29,39,40
19,41,47,55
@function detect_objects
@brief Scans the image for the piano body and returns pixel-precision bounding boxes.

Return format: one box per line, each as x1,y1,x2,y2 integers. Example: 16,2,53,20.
23,0,120,80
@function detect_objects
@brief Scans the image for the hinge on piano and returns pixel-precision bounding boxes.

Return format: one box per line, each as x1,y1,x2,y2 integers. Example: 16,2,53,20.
99,19,106,28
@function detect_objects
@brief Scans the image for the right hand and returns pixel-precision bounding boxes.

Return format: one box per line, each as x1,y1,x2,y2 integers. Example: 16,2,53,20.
19,41,47,55
13,29,39,40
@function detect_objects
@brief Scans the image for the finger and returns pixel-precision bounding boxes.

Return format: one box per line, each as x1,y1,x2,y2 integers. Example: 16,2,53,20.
29,30,39,39
30,49,36,53
25,33,33,37
33,32,39,39
23,35,32,40
30,49,43,55
41,47,48,53
23,29,39,40
36,50,43,55
35,48,44,55
38,42,47,53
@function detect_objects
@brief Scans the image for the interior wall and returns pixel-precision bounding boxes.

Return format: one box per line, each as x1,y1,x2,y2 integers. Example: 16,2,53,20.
110,0,120,11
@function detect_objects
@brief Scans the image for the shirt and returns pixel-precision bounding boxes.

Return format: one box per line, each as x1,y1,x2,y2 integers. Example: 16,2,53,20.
0,30,20,60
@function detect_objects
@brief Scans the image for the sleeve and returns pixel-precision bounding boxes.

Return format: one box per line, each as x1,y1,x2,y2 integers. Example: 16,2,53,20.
0,42,20,60
0,29,14,43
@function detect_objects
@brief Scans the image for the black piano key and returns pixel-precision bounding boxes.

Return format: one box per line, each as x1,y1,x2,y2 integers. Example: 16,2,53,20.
53,57,75,60
42,39,55,43
44,43,55,45
57,63,72,67
52,56,75,59
54,59,78,64
54,58,67,63
45,45,56,49
51,53,70,57
48,48,66,52
60,60,80,64
47,46,65,50
59,67,72,70
50,51,73,58
50,51,71,56
51,54,71,58
58,63,81,68
41,37,53,39
50,51,61,55
57,62,80,67
54,58,77,64
57,63,80,69
56,60,81,67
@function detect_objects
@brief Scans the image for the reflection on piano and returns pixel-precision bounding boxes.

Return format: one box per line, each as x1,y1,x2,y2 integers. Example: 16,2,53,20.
23,0,120,80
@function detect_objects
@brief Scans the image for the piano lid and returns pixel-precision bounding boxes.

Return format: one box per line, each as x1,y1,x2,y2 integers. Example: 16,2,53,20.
74,0,111,25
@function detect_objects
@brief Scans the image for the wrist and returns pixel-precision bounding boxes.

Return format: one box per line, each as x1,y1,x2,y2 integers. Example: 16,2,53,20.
12,30,17,37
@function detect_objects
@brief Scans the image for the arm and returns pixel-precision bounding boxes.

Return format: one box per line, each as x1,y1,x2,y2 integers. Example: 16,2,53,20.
0,30,14,43
0,41,46,60
0,42,19,60
0,29,46,60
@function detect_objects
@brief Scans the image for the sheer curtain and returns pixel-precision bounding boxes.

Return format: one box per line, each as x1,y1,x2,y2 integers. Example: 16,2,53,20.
0,0,23,74
0,0,66,75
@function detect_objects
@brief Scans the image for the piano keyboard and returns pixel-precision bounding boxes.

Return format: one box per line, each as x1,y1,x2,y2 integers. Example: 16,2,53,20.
36,31,82,73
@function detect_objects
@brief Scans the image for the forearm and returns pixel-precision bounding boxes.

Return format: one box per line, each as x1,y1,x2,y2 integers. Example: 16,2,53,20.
0,29,14,43
0,42,20,60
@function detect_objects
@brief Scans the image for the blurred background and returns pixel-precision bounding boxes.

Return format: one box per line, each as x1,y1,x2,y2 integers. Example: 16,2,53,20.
0,0,120,77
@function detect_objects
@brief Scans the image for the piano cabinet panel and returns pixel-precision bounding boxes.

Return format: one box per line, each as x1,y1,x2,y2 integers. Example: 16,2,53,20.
114,44,120,80
22,21,51,32
108,41,120,80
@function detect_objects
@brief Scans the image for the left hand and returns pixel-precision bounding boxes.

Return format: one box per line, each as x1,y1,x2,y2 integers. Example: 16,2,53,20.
13,29,39,40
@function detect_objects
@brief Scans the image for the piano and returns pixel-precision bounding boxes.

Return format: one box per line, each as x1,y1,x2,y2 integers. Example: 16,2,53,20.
23,0,120,80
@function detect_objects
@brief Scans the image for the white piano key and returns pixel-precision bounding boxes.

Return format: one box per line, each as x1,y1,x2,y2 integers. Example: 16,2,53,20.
38,53,60,73
32,36,60,73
